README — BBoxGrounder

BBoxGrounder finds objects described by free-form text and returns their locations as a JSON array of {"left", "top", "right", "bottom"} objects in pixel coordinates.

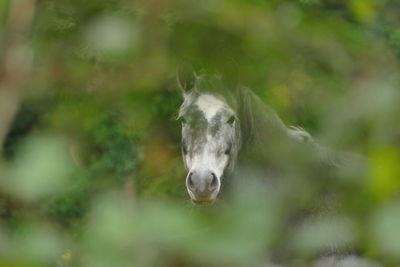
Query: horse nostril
[
  {"left": 187, "top": 172, "right": 195, "bottom": 191},
  {"left": 209, "top": 173, "right": 218, "bottom": 191}
]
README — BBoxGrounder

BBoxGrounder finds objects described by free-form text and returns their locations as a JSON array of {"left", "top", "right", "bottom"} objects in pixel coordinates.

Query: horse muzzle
[{"left": 186, "top": 169, "right": 220, "bottom": 204}]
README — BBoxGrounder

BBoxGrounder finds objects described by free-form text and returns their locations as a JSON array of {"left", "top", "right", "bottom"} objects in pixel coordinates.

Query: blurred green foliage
[{"left": 1, "top": 0, "right": 400, "bottom": 266}]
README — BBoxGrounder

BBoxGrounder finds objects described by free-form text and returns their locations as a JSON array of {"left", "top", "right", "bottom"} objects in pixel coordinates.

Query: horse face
[{"left": 179, "top": 93, "right": 238, "bottom": 204}]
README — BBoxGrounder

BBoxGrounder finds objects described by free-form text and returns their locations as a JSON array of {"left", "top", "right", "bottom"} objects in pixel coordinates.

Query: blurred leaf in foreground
[
  {"left": 2, "top": 135, "right": 74, "bottom": 201},
  {"left": 292, "top": 215, "right": 356, "bottom": 257},
  {"left": 370, "top": 201, "right": 400, "bottom": 260}
]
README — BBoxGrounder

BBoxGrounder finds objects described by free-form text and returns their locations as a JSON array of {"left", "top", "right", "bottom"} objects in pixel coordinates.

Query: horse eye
[
  {"left": 227, "top": 116, "right": 235, "bottom": 125},
  {"left": 180, "top": 117, "right": 186, "bottom": 124},
  {"left": 224, "top": 142, "right": 232, "bottom": 155},
  {"left": 182, "top": 140, "right": 188, "bottom": 154}
]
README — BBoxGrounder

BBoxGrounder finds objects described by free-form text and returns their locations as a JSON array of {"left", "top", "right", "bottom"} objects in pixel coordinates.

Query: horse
[{"left": 176, "top": 71, "right": 332, "bottom": 204}]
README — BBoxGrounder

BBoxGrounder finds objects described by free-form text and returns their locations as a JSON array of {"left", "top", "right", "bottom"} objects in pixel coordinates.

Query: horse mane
[
  {"left": 234, "top": 87, "right": 354, "bottom": 166},
  {"left": 235, "top": 87, "right": 289, "bottom": 147}
]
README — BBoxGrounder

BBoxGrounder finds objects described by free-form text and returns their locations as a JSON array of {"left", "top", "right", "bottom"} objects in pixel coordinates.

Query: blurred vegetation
[{"left": 0, "top": 0, "right": 400, "bottom": 266}]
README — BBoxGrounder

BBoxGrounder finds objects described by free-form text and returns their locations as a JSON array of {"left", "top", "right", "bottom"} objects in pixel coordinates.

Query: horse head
[{"left": 177, "top": 70, "right": 241, "bottom": 204}]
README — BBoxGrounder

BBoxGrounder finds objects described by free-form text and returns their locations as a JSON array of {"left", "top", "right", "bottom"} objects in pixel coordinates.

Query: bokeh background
[{"left": 1, "top": 0, "right": 400, "bottom": 266}]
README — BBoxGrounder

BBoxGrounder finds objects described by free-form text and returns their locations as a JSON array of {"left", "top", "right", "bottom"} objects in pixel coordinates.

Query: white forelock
[{"left": 195, "top": 94, "right": 227, "bottom": 122}]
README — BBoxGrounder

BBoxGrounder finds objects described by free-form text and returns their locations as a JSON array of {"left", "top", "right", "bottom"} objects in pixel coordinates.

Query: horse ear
[{"left": 177, "top": 63, "right": 197, "bottom": 96}]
